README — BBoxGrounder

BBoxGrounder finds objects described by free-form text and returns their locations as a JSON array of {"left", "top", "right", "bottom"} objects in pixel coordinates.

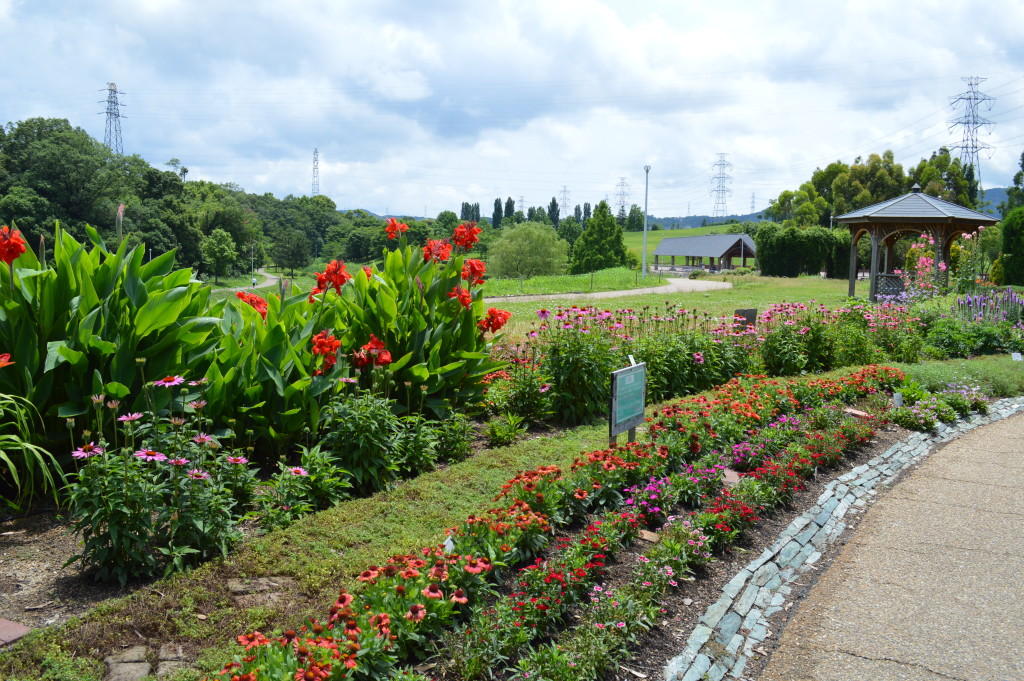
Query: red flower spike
[
  {"left": 0, "top": 226, "right": 26, "bottom": 267},
  {"left": 422, "top": 239, "right": 452, "bottom": 262},
  {"left": 385, "top": 217, "right": 409, "bottom": 240},
  {"left": 453, "top": 222, "right": 481, "bottom": 250}
]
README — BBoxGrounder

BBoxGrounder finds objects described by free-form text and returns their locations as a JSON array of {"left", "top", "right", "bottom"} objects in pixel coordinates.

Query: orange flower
[
  {"left": 0, "top": 353, "right": 13, "bottom": 369},
  {"left": 477, "top": 307, "right": 511, "bottom": 333},
  {"left": 0, "top": 226, "right": 26, "bottom": 267},
  {"left": 448, "top": 285, "right": 472, "bottom": 309},
  {"left": 461, "top": 258, "right": 486, "bottom": 286},
  {"left": 423, "top": 239, "right": 452, "bottom": 262},
  {"left": 385, "top": 217, "right": 409, "bottom": 240},
  {"left": 453, "top": 222, "right": 481, "bottom": 249}
]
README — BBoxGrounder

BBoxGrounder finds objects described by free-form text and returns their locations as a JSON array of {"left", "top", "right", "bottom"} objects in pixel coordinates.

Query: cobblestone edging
[{"left": 662, "top": 397, "right": 1024, "bottom": 681}]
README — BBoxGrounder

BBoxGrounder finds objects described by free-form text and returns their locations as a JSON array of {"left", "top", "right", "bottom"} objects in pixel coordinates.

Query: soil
[{"left": 0, "top": 421, "right": 913, "bottom": 680}]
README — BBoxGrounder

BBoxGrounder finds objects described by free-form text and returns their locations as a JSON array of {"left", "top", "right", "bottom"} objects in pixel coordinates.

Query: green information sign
[{"left": 610, "top": 362, "right": 646, "bottom": 439}]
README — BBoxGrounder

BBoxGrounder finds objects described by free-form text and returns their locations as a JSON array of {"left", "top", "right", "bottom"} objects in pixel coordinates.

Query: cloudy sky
[{"left": 3, "top": 0, "right": 1023, "bottom": 218}]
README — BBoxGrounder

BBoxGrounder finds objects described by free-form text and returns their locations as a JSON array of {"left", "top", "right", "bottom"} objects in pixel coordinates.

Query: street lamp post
[{"left": 642, "top": 165, "right": 651, "bottom": 279}]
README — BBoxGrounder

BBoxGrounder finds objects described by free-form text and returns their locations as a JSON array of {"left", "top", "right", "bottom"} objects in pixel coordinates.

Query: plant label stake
[{"left": 610, "top": 362, "right": 646, "bottom": 446}]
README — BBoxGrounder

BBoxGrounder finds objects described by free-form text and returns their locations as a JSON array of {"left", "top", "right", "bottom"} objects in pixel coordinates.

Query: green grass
[
  {"left": 623, "top": 225, "right": 740, "bottom": 264},
  {"left": 484, "top": 267, "right": 666, "bottom": 297}
]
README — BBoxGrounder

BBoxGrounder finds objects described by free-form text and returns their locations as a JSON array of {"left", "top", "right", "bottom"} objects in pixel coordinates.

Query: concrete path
[
  {"left": 760, "top": 412, "right": 1024, "bottom": 681},
  {"left": 485, "top": 274, "right": 731, "bottom": 304}
]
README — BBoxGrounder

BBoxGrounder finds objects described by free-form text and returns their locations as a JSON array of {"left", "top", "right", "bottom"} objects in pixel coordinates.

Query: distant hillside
[
  {"left": 979, "top": 187, "right": 1008, "bottom": 216},
  {"left": 654, "top": 211, "right": 764, "bottom": 229}
]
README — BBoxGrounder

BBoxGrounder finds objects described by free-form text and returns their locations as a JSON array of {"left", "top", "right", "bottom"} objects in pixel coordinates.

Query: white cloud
[{"left": 1, "top": 0, "right": 1021, "bottom": 217}]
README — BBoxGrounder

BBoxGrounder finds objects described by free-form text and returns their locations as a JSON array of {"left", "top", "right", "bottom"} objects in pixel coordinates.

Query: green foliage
[
  {"left": 487, "top": 222, "right": 568, "bottom": 279},
  {"left": 0, "top": 392, "right": 63, "bottom": 512},
  {"left": 543, "top": 328, "right": 624, "bottom": 426},
  {"left": 1001, "top": 150, "right": 1024, "bottom": 217},
  {"left": 569, "top": 201, "right": 626, "bottom": 275},
  {"left": 0, "top": 227, "right": 220, "bottom": 431},
  {"left": 317, "top": 390, "right": 407, "bottom": 494},
  {"left": 761, "top": 321, "right": 831, "bottom": 375},
  {"left": 484, "top": 413, "right": 527, "bottom": 447},
  {"left": 1001, "top": 207, "right": 1024, "bottom": 286},
  {"left": 199, "top": 228, "right": 237, "bottom": 283}
]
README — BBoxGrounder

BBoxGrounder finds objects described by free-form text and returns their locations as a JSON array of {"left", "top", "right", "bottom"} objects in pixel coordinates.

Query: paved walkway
[
  {"left": 760, "top": 411, "right": 1024, "bottom": 681},
  {"left": 485, "top": 274, "right": 730, "bottom": 304}
]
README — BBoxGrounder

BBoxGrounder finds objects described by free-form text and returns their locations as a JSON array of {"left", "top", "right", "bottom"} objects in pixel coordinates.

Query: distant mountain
[
  {"left": 653, "top": 211, "right": 764, "bottom": 229},
  {"left": 979, "top": 187, "right": 1008, "bottom": 216}
]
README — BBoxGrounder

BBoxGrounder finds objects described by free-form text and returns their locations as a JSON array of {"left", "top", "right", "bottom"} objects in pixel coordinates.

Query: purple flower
[
  {"left": 72, "top": 442, "right": 104, "bottom": 459},
  {"left": 693, "top": 352, "right": 705, "bottom": 365},
  {"left": 134, "top": 449, "right": 167, "bottom": 462},
  {"left": 118, "top": 412, "right": 144, "bottom": 422}
]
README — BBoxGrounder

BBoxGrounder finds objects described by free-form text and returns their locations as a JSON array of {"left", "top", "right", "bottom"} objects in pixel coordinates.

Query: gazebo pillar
[
  {"left": 868, "top": 231, "right": 881, "bottom": 301},
  {"left": 848, "top": 235, "right": 858, "bottom": 298},
  {"left": 884, "top": 239, "right": 895, "bottom": 274}
]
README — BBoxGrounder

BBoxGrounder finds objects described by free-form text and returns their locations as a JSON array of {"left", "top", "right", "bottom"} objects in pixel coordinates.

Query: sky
[{"left": 3, "top": 0, "right": 1023, "bottom": 219}]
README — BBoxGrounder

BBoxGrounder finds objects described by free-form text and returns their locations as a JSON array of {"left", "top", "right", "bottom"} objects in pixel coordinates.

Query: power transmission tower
[
  {"left": 559, "top": 185, "right": 570, "bottom": 218},
  {"left": 101, "top": 82, "right": 124, "bottom": 155},
  {"left": 710, "top": 153, "right": 733, "bottom": 222},
  {"left": 519, "top": 196, "right": 525, "bottom": 214},
  {"left": 948, "top": 76, "right": 995, "bottom": 185},
  {"left": 751, "top": 193, "right": 756, "bottom": 213},
  {"left": 615, "top": 177, "right": 630, "bottom": 217},
  {"left": 311, "top": 148, "right": 320, "bottom": 196}
]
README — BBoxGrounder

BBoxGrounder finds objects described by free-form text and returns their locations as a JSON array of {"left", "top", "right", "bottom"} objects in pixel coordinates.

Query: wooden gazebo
[
  {"left": 835, "top": 185, "right": 999, "bottom": 301},
  {"left": 651, "top": 234, "right": 755, "bottom": 271}
]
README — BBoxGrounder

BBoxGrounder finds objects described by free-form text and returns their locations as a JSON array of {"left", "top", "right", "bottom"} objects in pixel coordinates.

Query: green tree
[
  {"left": 1001, "top": 207, "right": 1024, "bottom": 285},
  {"left": 435, "top": 210, "right": 459, "bottom": 234},
  {"left": 491, "top": 197, "right": 503, "bottom": 230},
  {"left": 625, "top": 204, "right": 644, "bottom": 232},
  {"left": 1001, "top": 151, "right": 1024, "bottom": 217},
  {"left": 274, "top": 228, "right": 313, "bottom": 276},
  {"left": 569, "top": 201, "right": 626, "bottom": 274},
  {"left": 547, "top": 196, "right": 560, "bottom": 229},
  {"left": 556, "top": 216, "right": 583, "bottom": 254},
  {"left": 583, "top": 202, "right": 592, "bottom": 221},
  {"left": 488, "top": 222, "right": 568, "bottom": 279},
  {"left": 200, "top": 228, "right": 237, "bottom": 283},
  {"left": 504, "top": 196, "right": 515, "bottom": 220}
]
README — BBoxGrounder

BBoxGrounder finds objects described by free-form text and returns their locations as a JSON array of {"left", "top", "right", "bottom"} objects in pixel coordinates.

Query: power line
[
  {"left": 101, "top": 82, "right": 124, "bottom": 155},
  {"left": 311, "top": 147, "right": 320, "bottom": 196},
  {"left": 710, "top": 153, "right": 732, "bottom": 221},
  {"left": 949, "top": 76, "right": 995, "bottom": 185}
]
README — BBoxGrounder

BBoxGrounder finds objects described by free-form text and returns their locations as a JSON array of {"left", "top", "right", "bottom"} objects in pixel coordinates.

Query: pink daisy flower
[
  {"left": 187, "top": 468, "right": 210, "bottom": 480},
  {"left": 118, "top": 412, "right": 144, "bottom": 422},
  {"left": 288, "top": 467, "right": 308, "bottom": 476},
  {"left": 226, "top": 456, "right": 249, "bottom": 465},
  {"left": 134, "top": 449, "right": 167, "bottom": 462},
  {"left": 72, "top": 442, "right": 104, "bottom": 459},
  {"left": 152, "top": 375, "right": 185, "bottom": 388}
]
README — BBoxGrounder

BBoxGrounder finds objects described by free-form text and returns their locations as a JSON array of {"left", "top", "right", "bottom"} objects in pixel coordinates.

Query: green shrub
[{"left": 542, "top": 328, "right": 624, "bottom": 426}]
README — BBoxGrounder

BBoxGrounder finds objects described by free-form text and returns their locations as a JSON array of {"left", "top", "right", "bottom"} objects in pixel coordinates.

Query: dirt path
[{"left": 485, "top": 274, "right": 731, "bottom": 304}]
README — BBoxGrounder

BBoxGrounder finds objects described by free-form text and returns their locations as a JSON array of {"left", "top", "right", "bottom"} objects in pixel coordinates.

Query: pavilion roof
[
  {"left": 652, "top": 233, "right": 756, "bottom": 258},
  {"left": 835, "top": 187, "right": 998, "bottom": 225}
]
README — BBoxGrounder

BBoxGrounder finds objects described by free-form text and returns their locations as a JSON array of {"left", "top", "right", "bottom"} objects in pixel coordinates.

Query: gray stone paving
[{"left": 662, "top": 397, "right": 1024, "bottom": 681}]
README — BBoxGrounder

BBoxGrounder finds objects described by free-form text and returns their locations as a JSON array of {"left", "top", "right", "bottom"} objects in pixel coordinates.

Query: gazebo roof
[
  {"left": 835, "top": 186, "right": 998, "bottom": 225},
  {"left": 653, "top": 233, "right": 755, "bottom": 258}
]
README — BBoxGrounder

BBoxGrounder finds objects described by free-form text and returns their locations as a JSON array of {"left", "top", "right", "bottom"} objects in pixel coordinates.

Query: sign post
[{"left": 610, "top": 361, "right": 647, "bottom": 445}]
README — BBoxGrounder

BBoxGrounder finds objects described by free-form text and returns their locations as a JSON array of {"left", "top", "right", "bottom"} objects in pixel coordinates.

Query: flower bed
[{"left": 210, "top": 366, "right": 922, "bottom": 680}]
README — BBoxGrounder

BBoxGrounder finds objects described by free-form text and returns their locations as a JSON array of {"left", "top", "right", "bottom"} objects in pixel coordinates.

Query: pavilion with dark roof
[
  {"left": 835, "top": 185, "right": 999, "bottom": 301},
  {"left": 651, "top": 233, "right": 755, "bottom": 271}
]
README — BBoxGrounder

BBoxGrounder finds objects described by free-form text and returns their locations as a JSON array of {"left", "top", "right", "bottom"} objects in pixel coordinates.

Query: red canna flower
[
  {"left": 0, "top": 353, "right": 13, "bottom": 369},
  {"left": 236, "top": 291, "right": 268, "bottom": 319},
  {"left": 477, "top": 307, "right": 512, "bottom": 334},
  {"left": 448, "top": 285, "right": 472, "bottom": 309},
  {"left": 422, "top": 239, "right": 452, "bottom": 262},
  {"left": 311, "top": 330, "right": 341, "bottom": 372},
  {"left": 309, "top": 260, "right": 352, "bottom": 302},
  {"left": 461, "top": 258, "right": 486, "bottom": 286},
  {"left": 385, "top": 217, "right": 409, "bottom": 240},
  {"left": 353, "top": 334, "right": 392, "bottom": 367},
  {"left": 0, "top": 226, "right": 26, "bottom": 267},
  {"left": 362, "top": 265, "right": 373, "bottom": 279},
  {"left": 452, "top": 222, "right": 481, "bottom": 250}
]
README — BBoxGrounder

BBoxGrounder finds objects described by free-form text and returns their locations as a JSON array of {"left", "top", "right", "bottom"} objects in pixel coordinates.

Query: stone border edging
[{"left": 662, "top": 397, "right": 1024, "bottom": 681}]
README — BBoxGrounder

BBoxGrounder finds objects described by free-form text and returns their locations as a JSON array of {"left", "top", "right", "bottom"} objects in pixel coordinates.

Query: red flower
[
  {"left": 422, "top": 583, "right": 444, "bottom": 599},
  {"left": 385, "top": 217, "right": 409, "bottom": 240},
  {"left": 478, "top": 307, "right": 512, "bottom": 333},
  {"left": 0, "top": 226, "right": 26, "bottom": 267},
  {"left": 309, "top": 260, "right": 352, "bottom": 302},
  {"left": 363, "top": 265, "right": 373, "bottom": 279},
  {"left": 423, "top": 239, "right": 452, "bottom": 262},
  {"left": 450, "top": 588, "right": 468, "bottom": 604},
  {"left": 453, "top": 222, "right": 481, "bottom": 250},
  {"left": 235, "top": 291, "right": 268, "bottom": 319},
  {"left": 405, "top": 603, "right": 426, "bottom": 622},
  {"left": 448, "top": 285, "right": 472, "bottom": 309},
  {"left": 0, "top": 353, "right": 13, "bottom": 369},
  {"left": 312, "top": 330, "right": 341, "bottom": 371},
  {"left": 462, "top": 258, "right": 486, "bottom": 286},
  {"left": 353, "top": 334, "right": 392, "bottom": 368}
]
